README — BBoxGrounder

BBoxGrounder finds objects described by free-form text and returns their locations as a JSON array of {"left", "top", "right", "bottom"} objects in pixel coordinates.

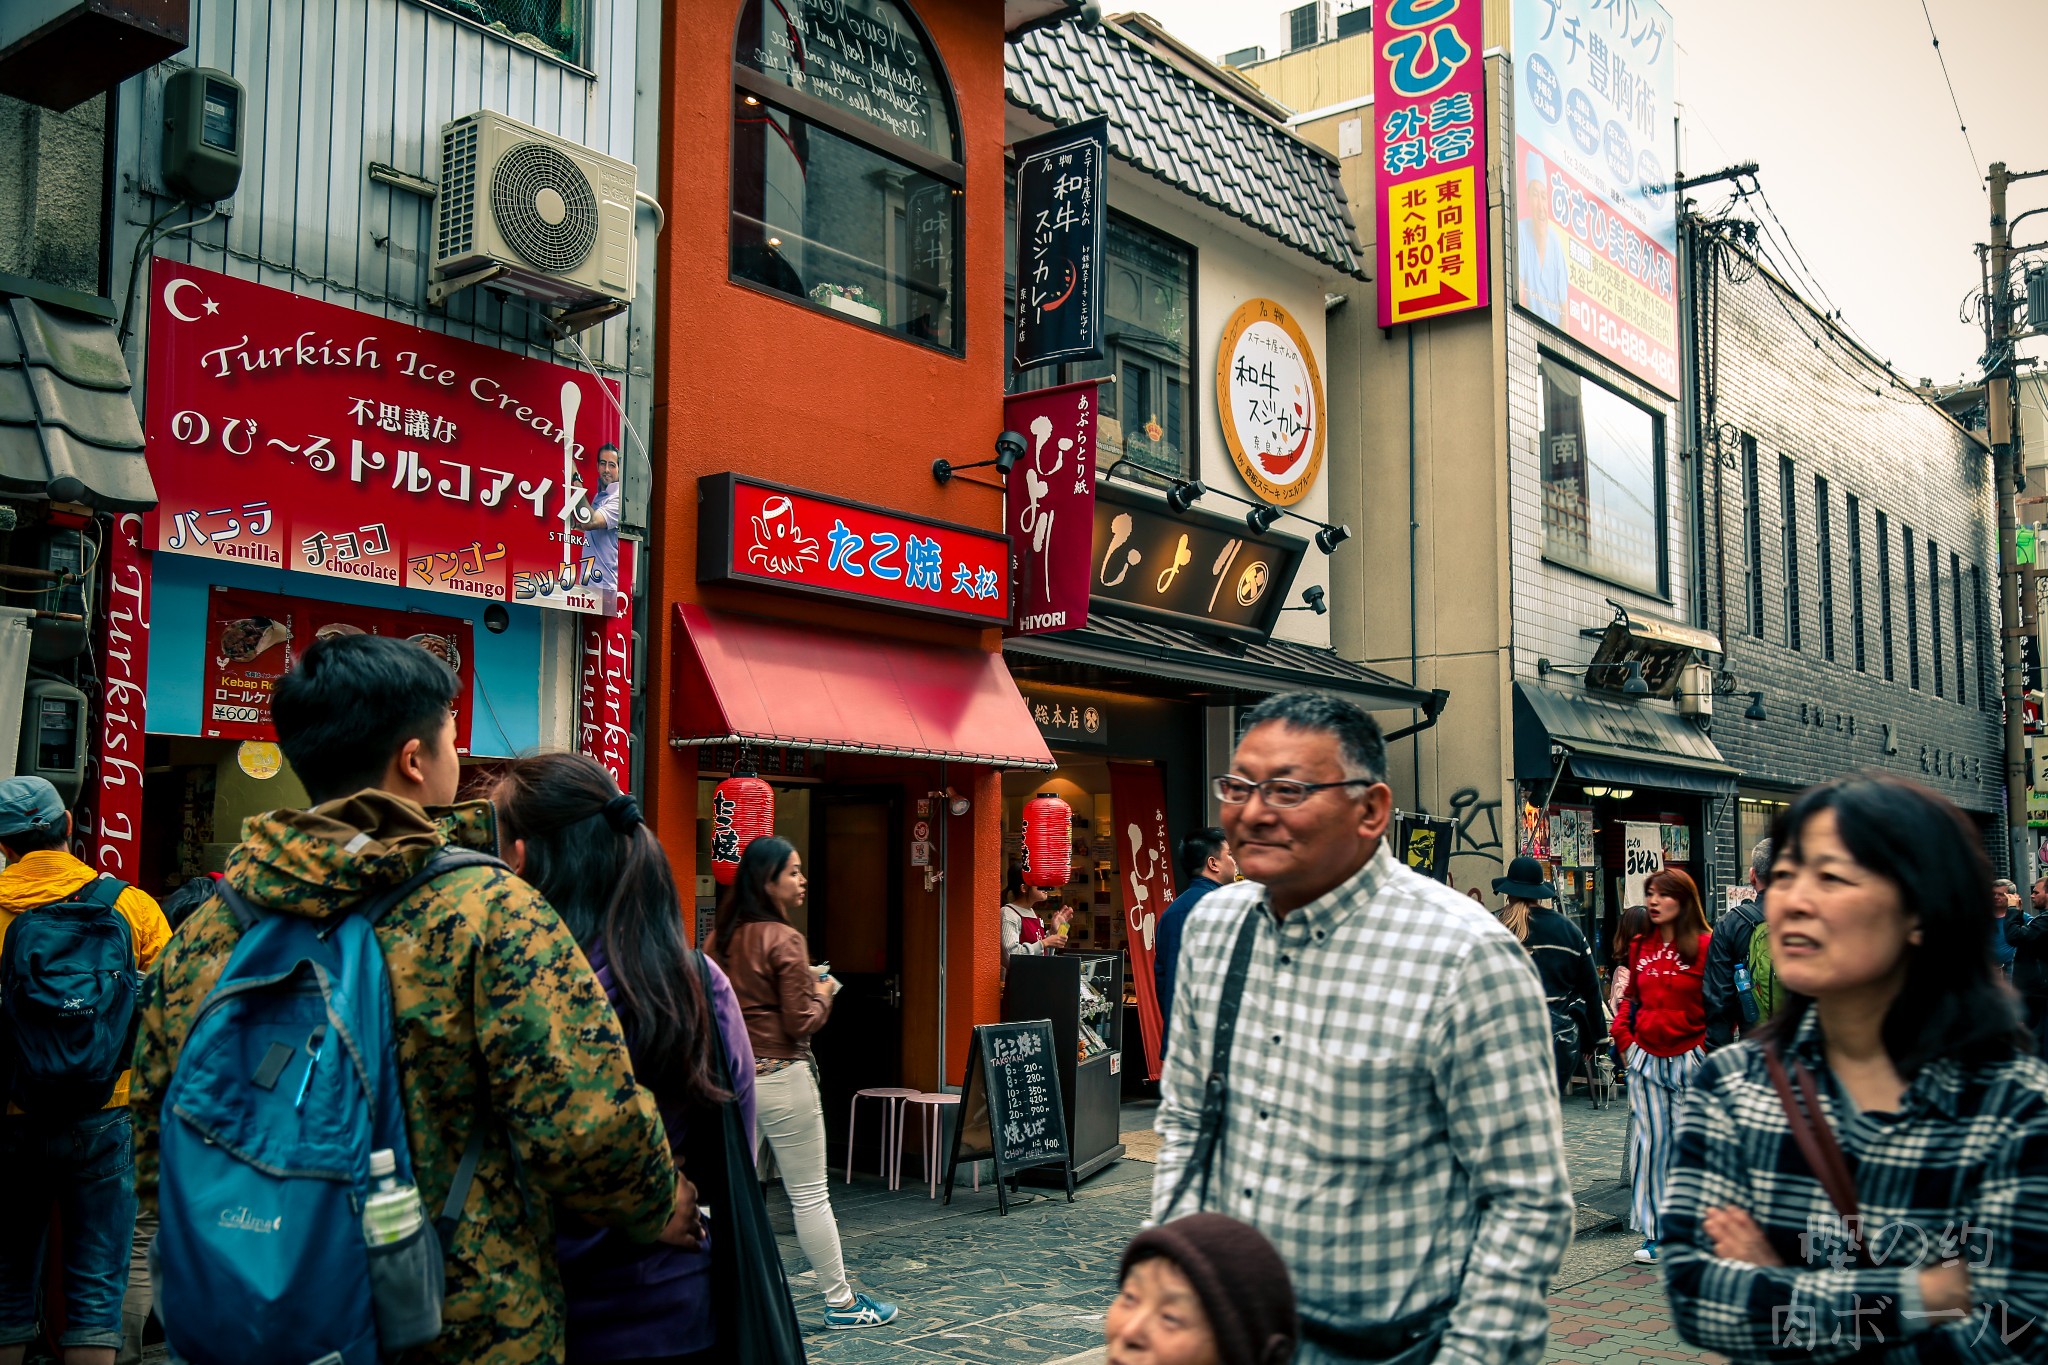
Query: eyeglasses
[{"left": 1211, "top": 775, "right": 1370, "bottom": 809}]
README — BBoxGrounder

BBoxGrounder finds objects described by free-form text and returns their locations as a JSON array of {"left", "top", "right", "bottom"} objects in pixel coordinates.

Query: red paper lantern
[
  {"left": 711, "top": 773, "right": 776, "bottom": 886},
  {"left": 1022, "top": 793, "right": 1073, "bottom": 888}
]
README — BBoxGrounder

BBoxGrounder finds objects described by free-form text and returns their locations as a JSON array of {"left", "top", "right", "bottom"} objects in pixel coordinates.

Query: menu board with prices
[{"left": 944, "top": 1020, "right": 1073, "bottom": 1214}]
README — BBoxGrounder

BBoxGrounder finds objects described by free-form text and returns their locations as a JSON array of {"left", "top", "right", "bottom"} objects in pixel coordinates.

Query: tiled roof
[
  {"left": 1006, "top": 18, "right": 1367, "bottom": 279},
  {"left": 0, "top": 296, "right": 154, "bottom": 511}
]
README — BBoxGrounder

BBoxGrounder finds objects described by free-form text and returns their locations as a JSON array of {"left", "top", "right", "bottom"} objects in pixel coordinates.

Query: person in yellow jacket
[{"left": 0, "top": 776, "right": 167, "bottom": 1365}]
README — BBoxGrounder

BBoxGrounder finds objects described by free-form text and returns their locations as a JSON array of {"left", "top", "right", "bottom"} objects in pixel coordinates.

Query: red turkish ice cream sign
[
  {"left": 579, "top": 539, "right": 635, "bottom": 792},
  {"left": 143, "top": 259, "right": 621, "bottom": 614},
  {"left": 697, "top": 474, "right": 1012, "bottom": 627},
  {"left": 201, "top": 587, "right": 475, "bottom": 750},
  {"left": 92, "top": 513, "right": 151, "bottom": 881},
  {"left": 1003, "top": 380, "right": 1096, "bottom": 636}
]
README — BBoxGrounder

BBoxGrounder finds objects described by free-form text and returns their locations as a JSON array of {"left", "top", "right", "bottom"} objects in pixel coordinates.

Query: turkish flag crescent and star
[{"left": 1109, "top": 761, "right": 1174, "bottom": 1081}]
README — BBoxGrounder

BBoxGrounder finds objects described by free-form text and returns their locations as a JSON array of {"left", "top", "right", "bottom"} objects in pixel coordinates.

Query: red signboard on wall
[
  {"left": 579, "top": 540, "right": 635, "bottom": 792},
  {"left": 143, "top": 259, "right": 621, "bottom": 614},
  {"left": 1109, "top": 761, "right": 1173, "bottom": 1082},
  {"left": 1003, "top": 379, "right": 1096, "bottom": 636},
  {"left": 92, "top": 513, "right": 151, "bottom": 881},
  {"left": 696, "top": 474, "right": 1011, "bottom": 626},
  {"left": 201, "top": 587, "right": 475, "bottom": 750}
]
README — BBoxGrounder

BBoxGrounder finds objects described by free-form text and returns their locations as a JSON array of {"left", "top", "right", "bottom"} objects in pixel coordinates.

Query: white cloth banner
[{"left": 1623, "top": 822, "right": 1666, "bottom": 908}]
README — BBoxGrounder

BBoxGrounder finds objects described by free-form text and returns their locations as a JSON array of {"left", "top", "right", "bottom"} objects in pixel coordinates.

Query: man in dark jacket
[
  {"left": 2010, "top": 877, "right": 2048, "bottom": 1049},
  {"left": 1700, "top": 838, "right": 1771, "bottom": 1049},
  {"left": 1152, "top": 828, "right": 1234, "bottom": 1053}
]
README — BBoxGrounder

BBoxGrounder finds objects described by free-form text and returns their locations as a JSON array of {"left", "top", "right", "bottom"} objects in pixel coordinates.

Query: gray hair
[
  {"left": 1995, "top": 878, "right": 2018, "bottom": 894},
  {"left": 1239, "top": 692, "right": 1388, "bottom": 786},
  {"left": 1749, "top": 837, "right": 1774, "bottom": 882}
]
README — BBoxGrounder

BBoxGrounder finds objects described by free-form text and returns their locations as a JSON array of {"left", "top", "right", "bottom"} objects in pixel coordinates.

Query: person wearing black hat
[
  {"left": 1492, "top": 856, "right": 1606, "bottom": 1094},
  {"left": 1110, "top": 1214, "right": 1297, "bottom": 1365}
]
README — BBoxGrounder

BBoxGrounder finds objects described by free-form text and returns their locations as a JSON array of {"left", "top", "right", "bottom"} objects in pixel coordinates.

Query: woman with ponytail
[
  {"left": 710, "top": 835, "right": 901, "bottom": 1332},
  {"left": 493, "top": 753, "right": 752, "bottom": 1365}
]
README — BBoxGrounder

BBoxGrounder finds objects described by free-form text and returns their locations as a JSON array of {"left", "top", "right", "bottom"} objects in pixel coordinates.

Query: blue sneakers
[
  {"left": 1633, "top": 1239, "right": 1658, "bottom": 1264},
  {"left": 824, "top": 1290, "right": 899, "bottom": 1330}
]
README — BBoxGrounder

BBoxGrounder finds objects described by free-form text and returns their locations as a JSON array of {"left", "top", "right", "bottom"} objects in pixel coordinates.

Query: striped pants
[{"left": 1627, "top": 1046, "right": 1704, "bottom": 1239}]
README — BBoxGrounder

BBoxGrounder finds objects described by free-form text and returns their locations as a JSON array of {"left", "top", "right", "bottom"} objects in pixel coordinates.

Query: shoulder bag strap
[
  {"left": 1762, "top": 1041, "right": 1868, "bottom": 1263},
  {"left": 1160, "top": 905, "right": 1263, "bottom": 1218}
]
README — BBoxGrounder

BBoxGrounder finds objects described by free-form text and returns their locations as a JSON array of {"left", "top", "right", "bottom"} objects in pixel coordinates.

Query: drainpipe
[{"left": 1408, "top": 327, "right": 1422, "bottom": 804}]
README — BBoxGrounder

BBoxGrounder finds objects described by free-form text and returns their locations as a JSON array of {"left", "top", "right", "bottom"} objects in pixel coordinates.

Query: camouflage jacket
[{"left": 130, "top": 790, "right": 677, "bottom": 1365}]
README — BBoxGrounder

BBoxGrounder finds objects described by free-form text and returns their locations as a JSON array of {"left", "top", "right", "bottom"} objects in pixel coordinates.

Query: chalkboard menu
[
  {"left": 735, "top": 0, "right": 954, "bottom": 157},
  {"left": 944, "top": 1021, "right": 1074, "bottom": 1213}
]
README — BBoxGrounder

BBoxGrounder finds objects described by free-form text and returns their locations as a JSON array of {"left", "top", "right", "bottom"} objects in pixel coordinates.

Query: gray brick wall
[{"left": 1691, "top": 242, "right": 2004, "bottom": 886}]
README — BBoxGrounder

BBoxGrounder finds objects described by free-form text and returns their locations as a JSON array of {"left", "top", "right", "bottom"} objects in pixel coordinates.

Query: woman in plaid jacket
[{"left": 1663, "top": 776, "right": 2048, "bottom": 1363}]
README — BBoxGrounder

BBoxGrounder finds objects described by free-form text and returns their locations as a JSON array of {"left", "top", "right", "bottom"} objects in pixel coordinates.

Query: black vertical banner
[{"left": 1012, "top": 117, "right": 1108, "bottom": 371}]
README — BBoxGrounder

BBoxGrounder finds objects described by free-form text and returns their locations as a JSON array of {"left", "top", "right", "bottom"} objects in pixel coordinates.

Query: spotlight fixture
[
  {"left": 1245, "top": 502, "right": 1280, "bottom": 535},
  {"left": 1280, "top": 584, "right": 1328, "bottom": 615},
  {"left": 1744, "top": 691, "right": 1767, "bottom": 721},
  {"left": 1166, "top": 478, "right": 1206, "bottom": 514},
  {"left": 1315, "top": 522, "right": 1352, "bottom": 554},
  {"left": 932, "top": 429, "right": 1028, "bottom": 484}
]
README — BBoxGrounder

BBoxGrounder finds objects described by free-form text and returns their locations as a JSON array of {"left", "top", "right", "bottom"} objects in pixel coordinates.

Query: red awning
[{"left": 670, "top": 604, "right": 1055, "bottom": 769}]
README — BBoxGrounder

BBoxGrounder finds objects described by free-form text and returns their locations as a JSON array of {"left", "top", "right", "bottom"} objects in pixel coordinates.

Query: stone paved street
[{"left": 767, "top": 1094, "right": 1723, "bottom": 1363}]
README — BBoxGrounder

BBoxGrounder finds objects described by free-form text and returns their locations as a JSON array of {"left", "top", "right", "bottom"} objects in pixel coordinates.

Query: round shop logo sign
[{"left": 1215, "top": 299, "right": 1326, "bottom": 507}]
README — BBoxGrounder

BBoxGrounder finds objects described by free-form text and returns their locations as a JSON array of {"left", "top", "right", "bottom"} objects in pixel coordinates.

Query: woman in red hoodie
[{"left": 1608, "top": 866, "right": 1710, "bottom": 1266}]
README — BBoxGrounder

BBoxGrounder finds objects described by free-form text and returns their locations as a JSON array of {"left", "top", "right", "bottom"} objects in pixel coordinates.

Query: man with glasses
[{"left": 1151, "top": 692, "right": 1571, "bottom": 1364}]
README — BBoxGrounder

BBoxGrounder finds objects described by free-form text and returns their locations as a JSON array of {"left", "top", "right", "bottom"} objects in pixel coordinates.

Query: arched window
[{"left": 731, "top": 0, "right": 964, "bottom": 352}]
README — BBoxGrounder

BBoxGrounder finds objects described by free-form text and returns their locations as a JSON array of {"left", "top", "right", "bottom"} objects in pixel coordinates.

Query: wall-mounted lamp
[
  {"left": 932, "top": 429, "right": 1027, "bottom": 485},
  {"left": 1535, "top": 657, "right": 1650, "bottom": 695},
  {"left": 1744, "top": 691, "right": 1768, "bottom": 721},
  {"left": 1282, "top": 584, "right": 1327, "bottom": 615},
  {"left": 1315, "top": 523, "right": 1351, "bottom": 554},
  {"left": 1245, "top": 502, "right": 1280, "bottom": 535},
  {"left": 929, "top": 786, "right": 971, "bottom": 817},
  {"left": 1167, "top": 478, "right": 1206, "bottom": 514},
  {"left": 1583, "top": 785, "right": 1610, "bottom": 798}
]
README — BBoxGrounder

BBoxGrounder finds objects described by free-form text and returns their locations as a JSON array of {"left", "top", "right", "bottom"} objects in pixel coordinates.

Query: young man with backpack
[
  {"left": 0, "top": 775, "right": 169, "bottom": 1365},
  {"left": 130, "top": 635, "right": 691, "bottom": 1365}
]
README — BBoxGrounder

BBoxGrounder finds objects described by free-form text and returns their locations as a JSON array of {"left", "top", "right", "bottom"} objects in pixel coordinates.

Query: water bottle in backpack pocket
[
  {"left": 152, "top": 853, "right": 500, "bottom": 1365},
  {"left": 0, "top": 876, "right": 140, "bottom": 1115}
]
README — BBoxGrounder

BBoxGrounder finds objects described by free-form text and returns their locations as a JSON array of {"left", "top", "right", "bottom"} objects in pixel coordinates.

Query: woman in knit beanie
[{"left": 1108, "top": 1213, "right": 1298, "bottom": 1365}]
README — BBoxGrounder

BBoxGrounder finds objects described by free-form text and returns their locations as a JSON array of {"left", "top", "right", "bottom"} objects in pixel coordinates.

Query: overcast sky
[{"left": 1118, "top": 0, "right": 2048, "bottom": 385}]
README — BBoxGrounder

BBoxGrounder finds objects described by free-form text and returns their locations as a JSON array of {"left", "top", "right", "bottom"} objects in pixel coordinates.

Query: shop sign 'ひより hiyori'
[{"left": 143, "top": 259, "right": 623, "bottom": 614}]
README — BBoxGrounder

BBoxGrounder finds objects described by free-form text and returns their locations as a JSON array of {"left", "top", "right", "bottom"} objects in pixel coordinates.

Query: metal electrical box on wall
[{"left": 19, "top": 679, "right": 86, "bottom": 807}]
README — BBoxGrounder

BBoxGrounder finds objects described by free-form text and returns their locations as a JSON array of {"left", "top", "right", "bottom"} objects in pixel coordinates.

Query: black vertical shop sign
[
  {"left": 1012, "top": 118, "right": 1108, "bottom": 370},
  {"left": 944, "top": 1021, "right": 1074, "bottom": 1214}
]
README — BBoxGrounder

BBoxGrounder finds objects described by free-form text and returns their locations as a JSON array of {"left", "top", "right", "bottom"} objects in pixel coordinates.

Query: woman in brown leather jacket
[{"left": 707, "top": 837, "right": 900, "bottom": 1331}]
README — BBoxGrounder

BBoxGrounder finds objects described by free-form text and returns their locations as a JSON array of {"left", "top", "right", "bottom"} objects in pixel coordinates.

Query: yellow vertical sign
[{"left": 1384, "top": 167, "right": 1483, "bottom": 324}]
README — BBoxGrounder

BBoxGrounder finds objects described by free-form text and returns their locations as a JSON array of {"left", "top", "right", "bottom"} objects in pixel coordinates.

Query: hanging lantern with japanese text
[
  {"left": 1022, "top": 792, "right": 1073, "bottom": 888},
  {"left": 711, "top": 773, "right": 775, "bottom": 886}
]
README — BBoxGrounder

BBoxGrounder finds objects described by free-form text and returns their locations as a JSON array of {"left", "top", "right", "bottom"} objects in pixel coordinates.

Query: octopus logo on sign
[{"left": 1215, "top": 299, "right": 1326, "bottom": 507}]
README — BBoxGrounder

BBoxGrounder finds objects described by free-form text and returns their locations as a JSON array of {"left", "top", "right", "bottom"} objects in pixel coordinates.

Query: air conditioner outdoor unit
[{"left": 432, "top": 110, "right": 636, "bottom": 309}]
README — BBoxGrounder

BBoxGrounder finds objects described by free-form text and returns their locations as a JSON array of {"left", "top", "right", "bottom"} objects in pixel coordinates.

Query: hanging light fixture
[
  {"left": 1021, "top": 792, "right": 1074, "bottom": 887},
  {"left": 710, "top": 768, "right": 776, "bottom": 885}
]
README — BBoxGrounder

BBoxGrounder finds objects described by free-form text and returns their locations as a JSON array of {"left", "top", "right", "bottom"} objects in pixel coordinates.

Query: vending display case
[{"left": 1002, "top": 952, "right": 1127, "bottom": 1180}]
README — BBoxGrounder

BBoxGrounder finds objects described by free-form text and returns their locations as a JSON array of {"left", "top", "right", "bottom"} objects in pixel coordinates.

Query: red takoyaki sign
[
  {"left": 696, "top": 474, "right": 1012, "bottom": 626},
  {"left": 202, "top": 587, "right": 476, "bottom": 750},
  {"left": 144, "top": 259, "right": 622, "bottom": 615}
]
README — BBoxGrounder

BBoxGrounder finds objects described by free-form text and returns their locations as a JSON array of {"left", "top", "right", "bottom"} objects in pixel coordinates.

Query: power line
[{"left": 1919, "top": 0, "right": 1982, "bottom": 183}]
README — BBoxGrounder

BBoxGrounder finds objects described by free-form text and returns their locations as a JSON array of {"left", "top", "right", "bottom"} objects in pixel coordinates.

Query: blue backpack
[
  {"left": 0, "top": 875, "right": 141, "bottom": 1115},
  {"left": 154, "top": 849, "right": 503, "bottom": 1365}
]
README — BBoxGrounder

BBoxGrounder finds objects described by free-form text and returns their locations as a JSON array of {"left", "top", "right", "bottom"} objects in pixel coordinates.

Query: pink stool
[
  {"left": 846, "top": 1087, "right": 919, "bottom": 1187},
  {"left": 902, "top": 1092, "right": 976, "bottom": 1198}
]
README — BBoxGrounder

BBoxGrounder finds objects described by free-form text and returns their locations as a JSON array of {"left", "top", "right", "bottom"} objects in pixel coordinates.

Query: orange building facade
[{"left": 651, "top": 0, "right": 1069, "bottom": 1112}]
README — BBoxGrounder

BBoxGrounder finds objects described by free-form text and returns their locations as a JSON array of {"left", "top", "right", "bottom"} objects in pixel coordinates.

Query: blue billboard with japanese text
[{"left": 1512, "top": 0, "right": 1678, "bottom": 394}]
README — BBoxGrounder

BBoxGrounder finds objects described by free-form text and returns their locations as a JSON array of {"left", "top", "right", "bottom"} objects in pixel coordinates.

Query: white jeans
[{"left": 753, "top": 1063, "right": 851, "bottom": 1304}]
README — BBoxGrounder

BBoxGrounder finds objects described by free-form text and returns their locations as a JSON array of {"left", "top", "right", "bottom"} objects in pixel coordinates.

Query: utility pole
[{"left": 1987, "top": 162, "right": 2047, "bottom": 883}]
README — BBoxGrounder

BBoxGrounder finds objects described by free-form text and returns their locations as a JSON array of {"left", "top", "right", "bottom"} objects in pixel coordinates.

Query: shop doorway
[{"left": 807, "top": 787, "right": 903, "bottom": 1162}]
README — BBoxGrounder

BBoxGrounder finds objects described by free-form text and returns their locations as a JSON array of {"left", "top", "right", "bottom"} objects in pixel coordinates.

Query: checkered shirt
[
  {"left": 1151, "top": 842, "right": 1573, "bottom": 1365},
  {"left": 1663, "top": 1008, "right": 2048, "bottom": 1362}
]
